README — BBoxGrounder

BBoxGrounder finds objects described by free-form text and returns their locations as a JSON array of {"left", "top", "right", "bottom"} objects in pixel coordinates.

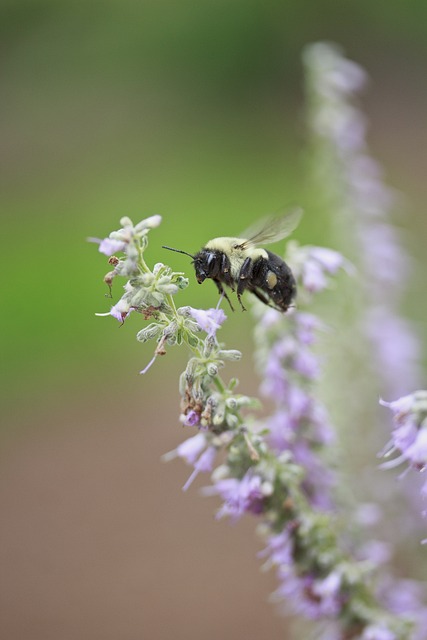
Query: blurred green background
[{"left": 1, "top": 2, "right": 427, "bottom": 639}]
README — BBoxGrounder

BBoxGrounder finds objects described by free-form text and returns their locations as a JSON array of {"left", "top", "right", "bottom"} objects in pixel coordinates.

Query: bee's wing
[{"left": 238, "top": 207, "right": 303, "bottom": 249}]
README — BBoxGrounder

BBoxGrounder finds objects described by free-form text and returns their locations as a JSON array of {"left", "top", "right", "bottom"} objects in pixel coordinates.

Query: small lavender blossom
[
  {"left": 362, "top": 626, "right": 398, "bottom": 640},
  {"left": 181, "top": 409, "right": 201, "bottom": 427},
  {"left": 379, "top": 578, "right": 427, "bottom": 640},
  {"left": 253, "top": 242, "right": 346, "bottom": 509},
  {"left": 182, "top": 446, "right": 217, "bottom": 492},
  {"left": 380, "top": 390, "right": 427, "bottom": 547},
  {"left": 188, "top": 307, "right": 227, "bottom": 338},
  {"left": 134, "top": 215, "right": 162, "bottom": 232},
  {"left": 109, "top": 300, "right": 133, "bottom": 322},
  {"left": 304, "top": 41, "right": 421, "bottom": 397},
  {"left": 380, "top": 391, "right": 427, "bottom": 472},
  {"left": 287, "top": 242, "right": 351, "bottom": 295},
  {"left": 275, "top": 570, "right": 344, "bottom": 619},
  {"left": 98, "top": 237, "right": 127, "bottom": 256},
  {"left": 205, "top": 469, "right": 271, "bottom": 520},
  {"left": 165, "top": 432, "right": 208, "bottom": 465}
]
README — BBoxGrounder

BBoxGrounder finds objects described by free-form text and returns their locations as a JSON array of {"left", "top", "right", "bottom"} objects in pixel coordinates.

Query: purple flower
[
  {"left": 265, "top": 410, "right": 296, "bottom": 452},
  {"left": 305, "top": 42, "right": 421, "bottom": 404},
  {"left": 259, "top": 529, "right": 294, "bottom": 567},
  {"left": 95, "top": 300, "right": 133, "bottom": 323},
  {"left": 273, "top": 570, "right": 343, "bottom": 620},
  {"left": 381, "top": 577, "right": 426, "bottom": 615},
  {"left": 293, "top": 346, "right": 319, "bottom": 379},
  {"left": 181, "top": 409, "right": 200, "bottom": 427},
  {"left": 262, "top": 527, "right": 344, "bottom": 620},
  {"left": 182, "top": 446, "right": 217, "bottom": 491},
  {"left": 361, "top": 625, "right": 396, "bottom": 640},
  {"left": 304, "top": 43, "right": 366, "bottom": 95},
  {"left": 206, "top": 470, "right": 269, "bottom": 521},
  {"left": 357, "top": 540, "right": 391, "bottom": 566},
  {"left": 166, "top": 436, "right": 217, "bottom": 492},
  {"left": 380, "top": 577, "right": 427, "bottom": 640},
  {"left": 260, "top": 349, "right": 289, "bottom": 398},
  {"left": 292, "top": 441, "right": 334, "bottom": 509},
  {"left": 109, "top": 302, "right": 132, "bottom": 322},
  {"left": 298, "top": 247, "right": 348, "bottom": 294},
  {"left": 174, "top": 433, "right": 207, "bottom": 465},
  {"left": 380, "top": 392, "right": 427, "bottom": 473},
  {"left": 405, "top": 429, "right": 427, "bottom": 470},
  {"left": 308, "top": 403, "right": 335, "bottom": 444},
  {"left": 391, "top": 416, "right": 418, "bottom": 453},
  {"left": 311, "top": 571, "right": 343, "bottom": 613},
  {"left": 380, "top": 394, "right": 417, "bottom": 418},
  {"left": 99, "top": 237, "right": 127, "bottom": 256},
  {"left": 358, "top": 222, "right": 410, "bottom": 290},
  {"left": 287, "top": 385, "right": 312, "bottom": 420},
  {"left": 294, "top": 312, "right": 323, "bottom": 345},
  {"left": 255, "top": 291, "right": 335, "bottom": 509},
  {"left": 309, "top": 247, "right": 346, "bottom": 274},
  {"left": 189, "top": 307, "right": 227, "bottom": 338},
  {"left": 301, "top": 258, "right": 328, "bottom": 293},
  {"left": 366, "top": 311, "right": 421, "bottom": 397}
]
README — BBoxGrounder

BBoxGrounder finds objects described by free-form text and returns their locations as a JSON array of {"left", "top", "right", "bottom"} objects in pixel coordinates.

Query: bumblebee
[{"left": 163, "top": 209, "right": 302, "bottom": 313}]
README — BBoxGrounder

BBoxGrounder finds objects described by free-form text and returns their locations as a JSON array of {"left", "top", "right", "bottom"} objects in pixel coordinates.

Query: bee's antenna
[{"left": 162, "top": 245, "right": 195, "bottom": 259}]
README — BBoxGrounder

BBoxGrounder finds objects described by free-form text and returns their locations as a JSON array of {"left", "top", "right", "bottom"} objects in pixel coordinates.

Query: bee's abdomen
[{"left": 252, "top": 251, "right": 296, "bottom": 312}]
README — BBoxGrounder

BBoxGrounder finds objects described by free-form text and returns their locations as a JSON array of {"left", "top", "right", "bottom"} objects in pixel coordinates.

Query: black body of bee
[
  {"left": 162, "top": 209, "right": 302, "bottom": 313},
  {"left": 191, "top": 246, "right": 296, "bottom": 313}
]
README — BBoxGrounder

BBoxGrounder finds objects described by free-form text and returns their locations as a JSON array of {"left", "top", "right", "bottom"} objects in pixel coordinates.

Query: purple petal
[
  {"left": 380, "top": 393, "right": 415, "bottom": 417},
  {"left": 176, "top": 433, "right": 207, "bottom": 465},
  {"left": 309, "top": 247, "right": 345, "bottom": 274},
  {"left": 189, "top": 307, "right": 227, "bottom": 337},
  {"left": 405, "top": 428, "right": 427, "bottom": 469},
  {"left": 182, "top": 410, "right": 200, "bottom": 427},
  {"left": 98, "top": 238, "right": 127, "bottom": 256}
]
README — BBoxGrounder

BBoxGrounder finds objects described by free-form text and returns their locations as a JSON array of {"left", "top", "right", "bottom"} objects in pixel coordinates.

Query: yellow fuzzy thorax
[{"left": 204, "top": 237, "right": 268, "bottom": 279}]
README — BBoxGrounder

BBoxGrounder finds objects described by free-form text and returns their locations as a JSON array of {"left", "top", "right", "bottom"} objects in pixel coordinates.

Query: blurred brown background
[{"left": 1, "top": 1, "right": 427, "bottom": 638}]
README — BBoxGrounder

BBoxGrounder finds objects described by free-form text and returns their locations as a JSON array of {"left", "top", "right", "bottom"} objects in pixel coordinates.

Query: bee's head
[
  {"left": 162, "top": 246, "right": 215, "bottom": 283},
  {"left": 193, "top": 250, "right": 217, "bottom": 283}
]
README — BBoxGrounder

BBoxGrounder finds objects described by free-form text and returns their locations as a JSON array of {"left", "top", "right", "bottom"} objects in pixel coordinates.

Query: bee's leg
[
  {"left": 236, "top": 257, "right": 253, "bottom": 311},
  {"left": 248, "top": 286, "right": 270, "bottom": 307},
  {"left": 213, "top": 279, "right": 235, "bottom": 312},
  {"left": 249, "top": 286, "right": 283, "bottom": 312},
  {"left": 221, "top": 254, "right": 235, "bottom": 291}
]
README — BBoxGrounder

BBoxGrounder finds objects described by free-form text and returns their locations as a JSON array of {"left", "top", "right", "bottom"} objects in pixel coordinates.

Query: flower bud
[
  {"left": 212, "top": 413, "right": 225, "bottom": 426},
  {"left": 140, "top": 272, "right": 155, "bottom": 286},
  {"left": 164, "top": 321, "right": 177, "bottom": 338},
  {"left": 186, "top": 332, "right": 200, "bottom": 348},
  {"left": 225, "top": 397, "right": 238, "bottom": 411},
  {"left": 103, "top": 271, "right": 116, "bottom": 287},
  {"left": 153, "top": 262, "right": 165, "bottom": 275},
  {"left": 185, "top": 358, "right": 198, "bottom": 384},
  {"left": 226, "top": 413, "right": 239, "bottom": 429},
  {"left": 134, "top": 215, "right": 162, "bottom": 232},
  {"left": 136, "top": 323, "right": 162, "bottom": 343},
  {"left": 145, "top": 291, "right": 164, "bottom": 306},
  {"left": 211, "top": 464, "right": 230, "bottom": 482},
  {"left": 261, "top": 481, "right": 274, "bottom": 497},
  {"left": 177, "top": 306, "right": 192, "bottom": 317},
  {"left": 157, "top": 283, "right": 179, "bottom": 295},
  {"left": 236, "top": 396, "right": 253, "bottom": 408},
  {"left": 110, "top": 229, "right": 131, "bottom": 242},
  {"left": 175, "top": 276, "right": 189, "bottom": 289},
  {"left": 218, "top": 349, "right": 242, "bottom": 361},
  {"left": 207, "top": 363, "right": 219, "bottom": 377}
]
